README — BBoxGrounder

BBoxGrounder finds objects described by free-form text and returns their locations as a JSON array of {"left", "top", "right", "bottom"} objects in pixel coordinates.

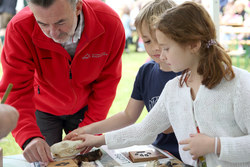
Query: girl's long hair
[{"left": 156, "top": 2, "right": 235, "bottom": 89}]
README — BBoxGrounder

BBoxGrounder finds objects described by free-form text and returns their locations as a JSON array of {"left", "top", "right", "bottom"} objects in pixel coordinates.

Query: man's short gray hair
[{"left": 27, "top": 0, "right": 79, "bottom": 8}]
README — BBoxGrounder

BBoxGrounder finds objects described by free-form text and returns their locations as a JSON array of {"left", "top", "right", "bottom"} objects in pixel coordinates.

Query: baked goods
[{"left": 50, "top": 140, "right": 84, "bottom": 158}]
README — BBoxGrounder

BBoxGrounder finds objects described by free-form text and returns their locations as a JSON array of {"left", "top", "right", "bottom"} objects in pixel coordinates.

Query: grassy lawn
[{"left": 0, "top": 46, "right": 249, "bottom": 156}]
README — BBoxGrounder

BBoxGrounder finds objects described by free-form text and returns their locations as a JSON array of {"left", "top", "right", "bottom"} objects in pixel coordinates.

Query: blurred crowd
[
  {"left": 113, "top": 0, "right": 150, "bottom": 53},
  {"left": 219, "top": 0, "right": 250, "bottom": 53},
  {"left": 110, "top": 0, "right": 250, "bottom": 53},
  {"left": 1, "top": 0, "right": 250, "bottom": 52},
  {"left": 220, "top": 0, "right": 250, "bottom": 26}
]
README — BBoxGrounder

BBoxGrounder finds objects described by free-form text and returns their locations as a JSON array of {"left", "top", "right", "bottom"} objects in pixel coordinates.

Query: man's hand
[{"left": 23, "top": 138, "right": 53, "bottom": 165}]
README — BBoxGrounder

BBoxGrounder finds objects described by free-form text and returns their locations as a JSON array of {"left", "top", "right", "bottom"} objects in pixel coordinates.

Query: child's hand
[
  {"left": 64, "top": 127, "right": 87, "bottom": 140},
  {"left": 71, "top": 134, "right": 105, "bottom": 150},
  {"left": 179, "top": 133, "right": 215, "bottom": 160}
]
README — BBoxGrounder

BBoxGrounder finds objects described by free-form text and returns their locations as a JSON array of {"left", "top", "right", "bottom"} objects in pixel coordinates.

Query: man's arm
[{"left": 0, "top": 21, "right": 44, "bottom": 148}]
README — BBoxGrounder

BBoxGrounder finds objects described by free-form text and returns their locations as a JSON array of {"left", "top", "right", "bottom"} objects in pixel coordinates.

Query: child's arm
[
  {"left": 64, "top": 98, "right": 144, "bottom": 139},
  {"left": 218, "top": 70, "right": 250, "bottom": 163},
  {"left": 104, "top": 86, "right": 171, "bottom": 149},
  {"left": 0, "top": 104, "right": 19, "bottom": 139},
  {"left": 68, "top": 84, "right": 172, "bottom": 150}
]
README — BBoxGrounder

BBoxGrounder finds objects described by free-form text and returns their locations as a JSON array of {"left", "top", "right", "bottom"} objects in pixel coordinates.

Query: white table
[
  {"left": 3, "top": 154, "right": 31, "bottom": 167},
  {"left": 3, "top": 145, "right": 179, "bottom": 167}
]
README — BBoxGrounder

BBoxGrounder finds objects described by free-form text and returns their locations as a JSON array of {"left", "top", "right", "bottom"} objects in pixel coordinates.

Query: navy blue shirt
[
  {"left": 0, "top": 0, "right": 17, "bottom": 15},
  {"left": 131, "top": 60, "right": 181, "bottom": 160}
]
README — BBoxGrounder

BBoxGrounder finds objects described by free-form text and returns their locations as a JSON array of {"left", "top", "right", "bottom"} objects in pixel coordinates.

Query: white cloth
[{"left": 105, "top": 66, "right": 250, "bottom": 167}]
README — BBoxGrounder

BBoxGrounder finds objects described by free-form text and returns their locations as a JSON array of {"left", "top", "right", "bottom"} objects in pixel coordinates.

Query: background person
[
  {"left": 0, "top": 104, "right": 19, "bottom": 139},
  {"left": 0, "top": 0, "right": 17, "bottom": 42},
  {"left": 120, "top": 4, "right": 132, "bottom": 53},
  {"left": 0, "top": 0, "right": 17, "bottom": 29}
]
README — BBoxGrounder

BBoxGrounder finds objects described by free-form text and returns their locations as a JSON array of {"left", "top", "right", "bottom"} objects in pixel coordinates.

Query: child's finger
[
  {"left": 179, "top": 138, "right": 190, "bottom": 145},
  {"left": 71, "top": 136, "right": 84, "bottom": 141},
  {"left": 80, "top": 146, "right": 92, "bottom": 154},
  {"left": 189, "top": 133, "right": 195, "bottom": 137},
  {"left": 76, "top": 142, "right": 87, "bottom": 150},
  {"left": 64, "top": 132, "right": 78, "bottom": 140},
  {"left": 182, "top": 145, "right": 190, "bottom": 151}
]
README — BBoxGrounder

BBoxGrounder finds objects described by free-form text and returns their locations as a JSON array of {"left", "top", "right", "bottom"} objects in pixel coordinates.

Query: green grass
[
  {"left": 230, "top": 55, "right": 250, "bottom": 71},
  {"left": 108, "top": 51, "right": 149, "bottom": 118},
  {"left": 0, "top": 45, "right": 250, "bottom": 156},
  {"left": 0, "top": 47, "right": 149, "bottom": 156}
]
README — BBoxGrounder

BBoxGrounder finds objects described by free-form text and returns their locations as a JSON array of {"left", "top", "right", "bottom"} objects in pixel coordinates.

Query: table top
[
  {"left": 3, "top": 154, "right": 30, "bottom": 167},
  {"left": 3, "top": 145, "right": 182, "bottom": 167}
]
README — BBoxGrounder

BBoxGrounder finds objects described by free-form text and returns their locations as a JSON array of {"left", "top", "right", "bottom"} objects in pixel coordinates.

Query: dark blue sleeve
[{"left": 131, "top": 66, "right": 143, "bottom": 100}]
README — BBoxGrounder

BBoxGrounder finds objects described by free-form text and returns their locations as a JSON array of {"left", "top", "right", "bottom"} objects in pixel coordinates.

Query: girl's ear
[{"left": 190, "top": 41, "right": 201, "bottom": 54}]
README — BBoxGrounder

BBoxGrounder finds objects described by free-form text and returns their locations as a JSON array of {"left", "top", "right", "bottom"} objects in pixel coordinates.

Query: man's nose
[{"left": 49, "top": 25, "right": 59, "bottom": 38}]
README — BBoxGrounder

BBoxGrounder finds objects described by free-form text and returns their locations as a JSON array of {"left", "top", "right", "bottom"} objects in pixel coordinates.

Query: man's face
[{"left": 29, "top": 0, "right": 82, "bottom": 44}]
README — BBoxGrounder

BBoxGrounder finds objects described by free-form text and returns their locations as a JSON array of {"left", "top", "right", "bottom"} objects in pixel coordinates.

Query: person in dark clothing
[{"left": 0, "top": 0, "right": 17, "bottom": 28}]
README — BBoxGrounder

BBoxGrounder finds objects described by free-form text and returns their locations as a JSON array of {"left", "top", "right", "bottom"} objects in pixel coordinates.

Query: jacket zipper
[
  {"left": 37, "top": 85, "right": 40, "bottom": 94},
  {"left": 68, "top": 60, "right": 77, "bottom": 113},
  {"left": 69, "top": 60, "right": 72, "bottom": 79}
]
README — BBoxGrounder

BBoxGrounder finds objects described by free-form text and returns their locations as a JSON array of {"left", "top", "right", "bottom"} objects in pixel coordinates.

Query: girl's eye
[
  {"left": 163, "top": 48, "right": 169, "bottom": 51},
  {"left": 144, "top": 40, "right": 151, "bottom": 44}
]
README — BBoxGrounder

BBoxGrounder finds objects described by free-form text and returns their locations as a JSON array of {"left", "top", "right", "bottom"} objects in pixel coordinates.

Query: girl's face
[
  {"left": 156, "top": 29, "right": 199, "bottom": 73},
  {"left": 139, "top": 21, "right": 171, "bottom": 71}
]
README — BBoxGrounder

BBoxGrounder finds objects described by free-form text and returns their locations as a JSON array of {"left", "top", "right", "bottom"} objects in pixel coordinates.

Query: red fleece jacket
[{"left": 0, "top": 0, "right": 125, "bottom": 148}]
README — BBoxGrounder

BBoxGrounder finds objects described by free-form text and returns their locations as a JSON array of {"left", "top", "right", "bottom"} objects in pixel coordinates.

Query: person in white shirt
[{"left": 65, "top": 2, "right": 250, "bottom": 167}]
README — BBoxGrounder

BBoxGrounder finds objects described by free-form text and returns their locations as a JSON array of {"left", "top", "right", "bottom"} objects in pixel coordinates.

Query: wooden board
[
  {"left": 47, "top": 159, "right": 78, "bottom": 167},
  {"left": 129, "top": 150, "right": 159, "bottom": 163}
]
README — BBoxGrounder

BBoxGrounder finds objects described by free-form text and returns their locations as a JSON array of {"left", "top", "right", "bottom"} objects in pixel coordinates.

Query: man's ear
[
  {"left": 190, "top": 41, "right": 201, "bottom": 53},
  {"left": 76, "top": 0, "right": 83, "bottom": 16}
]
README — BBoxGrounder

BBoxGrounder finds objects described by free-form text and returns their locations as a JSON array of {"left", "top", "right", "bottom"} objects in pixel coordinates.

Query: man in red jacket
[{"left": 0, "top": 0, "right": 125, "bottom": 165}]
